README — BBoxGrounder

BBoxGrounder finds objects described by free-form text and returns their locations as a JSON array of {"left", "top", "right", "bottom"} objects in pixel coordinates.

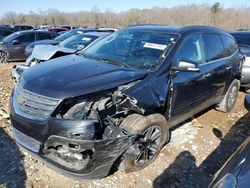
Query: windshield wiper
[{"left": 89, "top": 56, "right": 131, "bottom": 68}]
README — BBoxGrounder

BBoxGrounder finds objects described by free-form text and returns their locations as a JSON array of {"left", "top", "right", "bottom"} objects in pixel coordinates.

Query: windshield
[
  {"left": 55, "top": 30, "right": 84, "bottom": 41},
  {"left": 59, "top": 34, "right": 98, "bottom": 50},
  {"left": 82, "top": 29, "right": 178, "bottom": 70},
  {"left": 2, "top": 32, "right": 20, "bottom": 42}
]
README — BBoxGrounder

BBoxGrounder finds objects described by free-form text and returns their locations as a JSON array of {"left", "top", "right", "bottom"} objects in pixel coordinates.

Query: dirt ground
[{"left": 0, "top": 63, "right": 249, "bottom": 188}]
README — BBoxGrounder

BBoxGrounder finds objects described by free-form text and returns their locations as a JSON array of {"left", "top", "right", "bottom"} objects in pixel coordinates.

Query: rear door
[
  {"left": 169, "top": 34, "right": 213, "bottom": 126},
  {"left": 203, "top": 34, "right": 233, "bottom": 101},
  {"left": 8, "top": 32, "right": 35, "bottom": 60}
]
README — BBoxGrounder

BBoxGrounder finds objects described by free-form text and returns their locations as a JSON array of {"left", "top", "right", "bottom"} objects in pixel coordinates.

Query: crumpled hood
[
  {"left": 20, "top": 54, "right": 147, "bottom": 99},
  {"left": 32, "top": 45, "right": 76, "bottom": 61}
]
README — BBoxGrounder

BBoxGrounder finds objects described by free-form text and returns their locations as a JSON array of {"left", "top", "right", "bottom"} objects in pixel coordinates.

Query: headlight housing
[{"left": 55, "top": 98, "right": 93, "bottom": 120}]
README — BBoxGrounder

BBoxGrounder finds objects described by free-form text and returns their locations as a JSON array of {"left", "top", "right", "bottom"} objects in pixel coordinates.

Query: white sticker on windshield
[
  {"left": 143, "top": 43, "right": 167, "bottom": 50},
  {"left": 81, "top": 37, "right": 91, "bottom": 41}
]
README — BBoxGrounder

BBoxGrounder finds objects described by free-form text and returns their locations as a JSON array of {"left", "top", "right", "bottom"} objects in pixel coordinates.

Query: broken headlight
[
  {"left": 54, "top": 90, "right": 114, "bottom": 120},
  {"left": 55, "top": 98, "right": 95, "bottom": 120}
]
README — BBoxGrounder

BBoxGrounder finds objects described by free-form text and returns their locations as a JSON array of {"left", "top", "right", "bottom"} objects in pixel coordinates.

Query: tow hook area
[{"left": 42, "top": 134, "right": 138, "bottom": 174}]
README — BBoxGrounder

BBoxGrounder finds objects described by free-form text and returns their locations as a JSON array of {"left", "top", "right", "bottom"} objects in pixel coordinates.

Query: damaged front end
[
  {"left": 12, "top": 45, "right": 76, "bottom": 84},
  {"left": 11, "top": 82, "right": 145, "bottom": 179}
]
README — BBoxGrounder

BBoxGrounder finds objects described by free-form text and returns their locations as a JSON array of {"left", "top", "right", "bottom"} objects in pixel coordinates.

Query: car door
[
  {"left": 169, "top": 34, "right": 213, "bottom": 126},
  {"left": 8, "top": 33, "right": 36, "bottom": 60},
  {"left": 203, "top": 34, "right": 233, "bottom": 101}
]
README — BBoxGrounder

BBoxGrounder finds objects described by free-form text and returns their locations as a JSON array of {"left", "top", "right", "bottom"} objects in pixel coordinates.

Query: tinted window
[
  {"left": 174, "top": 35, "right": 206, "bottom": 65},
  {"left": 3, "top": 30, "right": 12, "bottom": 35},
  {"left": 59, "top": 34, "right": 98, "bottom": 50},
  {"left": 16, "top": 33, "right": 35, "bottom": 43},
  {"left": 37, "top": 33, "right": 53, "bottom": 40},
  {"left": 230, "top": 33, "right": 250, "bottom": 47},
  {"left": 3, "top": 32, "right": 21, "bottom": 42},
  {"left": 221, "top": 35, "right": 237, "bottom": 57},
  {"left": 204, "top": 34, "right": 224, "bottom": 61},
  {"left": 0, "top": 29, "right": 12, "bottom": 36}
]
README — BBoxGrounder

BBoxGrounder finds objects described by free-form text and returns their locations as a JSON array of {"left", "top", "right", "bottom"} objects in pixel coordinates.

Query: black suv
[
  {"left": 0, "top": 30, "right": 58, "bottom": 63},
  {"left": 10, "top": 25, "right": 242, "bottom": 179}
]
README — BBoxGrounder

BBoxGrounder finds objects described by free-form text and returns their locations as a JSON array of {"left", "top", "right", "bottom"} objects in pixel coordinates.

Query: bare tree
[
  {"left": 210, "top": 2, "right": 221, "bottom": 26},
  {"left": 0, "top": 4, "right": 249, "bottom": 30}
]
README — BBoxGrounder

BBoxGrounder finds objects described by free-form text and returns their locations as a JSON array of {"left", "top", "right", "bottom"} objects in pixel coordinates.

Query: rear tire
[
  {"left": 0, "top": 51, "right": 8, "bottom": 64},
  {"left": 216, "top": 79, "right": 240, "bottom": 112},
  {"left": 118, "top": 113, "right": 169, "bottom": 172}
]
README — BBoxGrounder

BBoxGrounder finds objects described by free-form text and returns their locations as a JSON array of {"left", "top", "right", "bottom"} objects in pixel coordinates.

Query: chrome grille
[{"left": 14, "top": 84, "right": 60, "bottom": 121}]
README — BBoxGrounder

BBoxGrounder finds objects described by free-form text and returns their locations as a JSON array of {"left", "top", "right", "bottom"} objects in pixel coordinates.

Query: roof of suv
[
  {"left": 126, "top": 24, "right": 228, "bottom": 35},
  {"left": 80, "top": 31, "right": 111, "bottom": 37},
  {"left": 230, "top": 31, "right": 250, "bottom": 35},
  {"left": 14, "top": 30, "right": 54, "bottom": 34}
]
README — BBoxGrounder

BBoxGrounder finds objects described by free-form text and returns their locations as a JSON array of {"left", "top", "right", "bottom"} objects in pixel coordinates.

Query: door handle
[
  {"left": 202, "top": 73, "right": 211, "bottom": 78},
  {"left": 226, "top": 66, "right": 232, "bottom": 70}
]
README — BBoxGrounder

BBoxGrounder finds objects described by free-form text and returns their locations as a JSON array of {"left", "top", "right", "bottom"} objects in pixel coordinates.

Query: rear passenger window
[
  {"left": 3, "top": 30, "right": 12, "bottom": 35},
  {"left": 203, "top": 34, "right": 224, "bottom": 62},
  {"left": 220, "top": 35, "right": 237, "bottom": 57},
  {"left": 37, "top": 33, "right": 53, "bottom": 40},
  {"left": 17, "top": 33, "right": 35, "bottom": 43}
]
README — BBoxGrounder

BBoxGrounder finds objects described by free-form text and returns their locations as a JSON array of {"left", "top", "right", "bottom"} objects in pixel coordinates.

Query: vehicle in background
[
  {"left": 0, "top": 27, "right": 14, "bottom": 41},
  {"left": 0, "top": 30, "right": 58, "bottom": 63},
  {"left": 11, "top": 25, "right": 33, "bottom": 31},
  {"left": 98, "top": 27, "right": 118, "bottom": 32},
  {"left": 12, "top": 32, "right": 110, "bottom": 83},
  {"left": 209, "top": 136, "right": 250, "bottom": 188},
  {"left": 230, "top": 31, "right": 250, "bottom": 92},
  {"left": 10, "top": 25, "right": 242, "bottom": 179},
  {"left": 244, "top": 94, "right": 250, "bottom": 111},
  {"left": 37, "top": 25, "right": 54, "bottom": 30},
  {"left": 57, "top": 31, "right": 67, "bottom": 35},
  {"left": 24, "top": 28, "right": 99, "bottom": 57},
  {"left": 60, "top": 25, "right": 73, "bottom": 30},
  {"left": 48, "top": 27, "right": 69, "bottom": 33},
  {"left": 0, "top": 25, "right": 10, "bottom": 27}
]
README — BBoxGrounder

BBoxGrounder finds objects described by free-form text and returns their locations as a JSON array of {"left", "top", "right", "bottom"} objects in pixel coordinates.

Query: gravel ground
[{"left": 0, "top": 63, "right": 249, "bottom": 188}]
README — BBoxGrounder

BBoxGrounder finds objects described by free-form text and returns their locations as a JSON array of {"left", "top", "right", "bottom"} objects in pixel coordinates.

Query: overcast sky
[{"left": 0, "top": 0, "right": 249, "bottom": 17}]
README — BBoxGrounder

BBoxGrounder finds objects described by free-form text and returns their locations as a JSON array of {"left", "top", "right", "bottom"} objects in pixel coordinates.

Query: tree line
[{"left": 0, "top": 3, "right": 249, "bottom": 30}]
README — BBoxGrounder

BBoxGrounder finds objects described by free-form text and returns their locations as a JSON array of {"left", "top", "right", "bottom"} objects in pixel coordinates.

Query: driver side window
[{"left": 175, "top": 35, "right": 206, "bottom": 65}]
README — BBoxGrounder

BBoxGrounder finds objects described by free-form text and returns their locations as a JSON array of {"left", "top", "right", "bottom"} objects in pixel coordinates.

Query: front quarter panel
[{"left": 124, "top": 72, "right": 171, "bottom": 112}]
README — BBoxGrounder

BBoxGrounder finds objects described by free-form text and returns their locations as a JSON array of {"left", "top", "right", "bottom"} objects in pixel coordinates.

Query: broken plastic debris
[{"left": 0, "top": 108, "right": 9, "bottom": 119}]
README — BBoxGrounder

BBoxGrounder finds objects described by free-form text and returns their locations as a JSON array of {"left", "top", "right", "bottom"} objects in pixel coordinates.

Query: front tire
[
  {"left": 216, "top": 79, "right": 240, "bottom": 112},
  {"left": 118, "top": 113, "right": 169, "bottom": 172}
]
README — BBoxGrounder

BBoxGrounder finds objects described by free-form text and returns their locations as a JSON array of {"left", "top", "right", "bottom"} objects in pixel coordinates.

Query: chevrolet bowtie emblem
[{"left": 16, "top": 95, "right": 26, "bottom": 105}]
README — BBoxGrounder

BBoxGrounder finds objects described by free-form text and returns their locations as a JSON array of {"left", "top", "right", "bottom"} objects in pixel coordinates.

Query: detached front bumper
[
  {"left": 12, "top": 127, "right": 137, "bottom": 179},
  {"left": 10, "top": 95, "right": 138, "bottom": 179}
]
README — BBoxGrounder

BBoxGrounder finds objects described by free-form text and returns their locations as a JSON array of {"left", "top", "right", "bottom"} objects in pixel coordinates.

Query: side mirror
[
  {"left": 177, "top": 60, "right": 200, "bottom": 72},
  {"left": 11, "top": 40, "right": 19, "bottom": 45}
]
